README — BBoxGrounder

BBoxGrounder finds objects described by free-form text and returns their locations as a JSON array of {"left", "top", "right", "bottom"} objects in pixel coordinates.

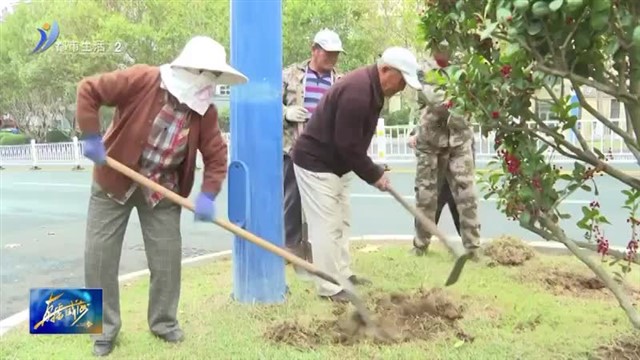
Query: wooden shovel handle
[
  {"left": 105, "top": 157, "right": 324, "bottom": 277},
  {"left": 386, "top": 186, "right": 460, "bottom": 257}
]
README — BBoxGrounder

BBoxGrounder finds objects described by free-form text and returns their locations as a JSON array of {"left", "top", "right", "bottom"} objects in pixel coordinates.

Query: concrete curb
[{"left": 0, "top": 235, "right": 617, "bottom": 337}]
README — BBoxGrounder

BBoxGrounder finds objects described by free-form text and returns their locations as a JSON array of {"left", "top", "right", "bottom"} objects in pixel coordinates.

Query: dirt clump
[
  {"left": 267, "top": 321, "right": 324, "bottom": 347},
  {"left": 264, "top": 288, "right": 472, "bottom": 348},
  {"left": 482, "top": 236, "right": 535, "bottom": 266},
  {"left": 591, "top": 336, "right": 640, "bottom": 360}
]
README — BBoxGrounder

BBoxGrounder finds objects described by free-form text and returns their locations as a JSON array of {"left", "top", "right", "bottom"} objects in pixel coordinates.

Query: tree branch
[
  {"left": 538, "top": 215, "right": 640, "bottom": 330},
  {"left": 520, "top": 110, "right": 640, "bottom": 189},
  {"left": 540, "top": 83, "right": 593, "bottom": 154},
  {"left": 536, "top": 63, "right": 639, "bottom": 104},
  {"left": 571, "top": 82, "right": 640, "bottom": 164},
  {"left": 522, "top": 222, "right": 640, "bottom": 266}
]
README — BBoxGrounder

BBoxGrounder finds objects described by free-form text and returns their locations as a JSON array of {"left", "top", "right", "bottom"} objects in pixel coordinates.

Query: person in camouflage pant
[
  {"left": 281, "top": 29, "right": 344, "bottom": 264},
  {"left": 407, "top": 125, "right": 461, "bottom": 240},
  {"left": 411, "top": 55, "right": 481, "bottom": 256}
]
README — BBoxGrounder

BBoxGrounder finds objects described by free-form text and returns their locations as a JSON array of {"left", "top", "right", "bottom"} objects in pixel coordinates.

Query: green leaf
[
  {"left": 577, "top": 219, "right": 590, "bottom": 230},
  {"left": 549, "top": 0, "right": 564, "bottom": 11},
  {"left": 527, "top": 21, "right": 543, "bottom": 36},
  {"left": 573, "top": 162, "right": 586, "bottom": 177},
  {"left": 598, "top": 215, "right": 611, "bottom": 225},
  {"left": 593, "top": 148, "right": 606, "bottom": 160},
  {"left": 574, "top": 31, "right": 591, "bottom": 50},
  {"left": 581, "top": 184, "right": 592, "bottom": 192},
  {"left": 513, "top": 0, "right": 530, "bottom": 12},
  {"left": 592, "top": 0, "right": 611, "bottom": 13},
  {"left": 489, "top": 172, "right": 502, "bottom": 184},
  {"left": 590, "top": 9, "right": 610, "bottom": 32},
  {"left": 519, "top": 211, "right": 531, "bottom": 225},
  {"left": 503, "top": 42, "right": 521, "bottom": 58},
  {"left": 453, "top": 339, "right": 465, "bottom": 348},
  {"left": 497, "top": 8, "right": 512, "bottom": 22},
  {"left": 521, "top": 186, "right": 534, "bottom": 199},
  {"left": 480, "top": 22, "right": 499, "bottom": 40},
  {"left": 605, "top": 38, "right": 620, "bottom": 56},
  {"left": 558, "top": 213, "right": 571, "bottom": 219},
  {"left": 531, "top": 2, "right": 550, "bottom": 18},
  {"left": 633, "top": 26, "right": 640, "bottom": 48}
]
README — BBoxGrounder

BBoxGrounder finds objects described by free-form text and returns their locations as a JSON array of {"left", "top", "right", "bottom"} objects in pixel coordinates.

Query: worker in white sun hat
[
  {"left": 76, "top": 35, "right": 248, "bottom": 357},
  {"left": 280, "top": 28, "right": 345, "bottom": 277}
]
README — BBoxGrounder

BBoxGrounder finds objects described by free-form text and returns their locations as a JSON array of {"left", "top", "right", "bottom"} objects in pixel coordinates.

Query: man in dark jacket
[{"left": 291, "top": 46, "right": 422, "bottom": 302}]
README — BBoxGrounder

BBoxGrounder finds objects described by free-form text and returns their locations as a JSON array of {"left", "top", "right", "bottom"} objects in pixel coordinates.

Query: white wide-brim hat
[{"left": 170, "top": 36, "right": 248, "bottom": 86}]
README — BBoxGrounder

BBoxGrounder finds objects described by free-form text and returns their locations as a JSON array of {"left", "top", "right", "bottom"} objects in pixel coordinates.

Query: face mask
[{"left": 160, "top": 65, "right": 217, "bottom": 116}]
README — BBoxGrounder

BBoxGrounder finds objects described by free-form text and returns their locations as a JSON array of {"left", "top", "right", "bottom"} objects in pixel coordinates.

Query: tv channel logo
[
  {"left": 29, "top": 288, "right": 103, "bottom": 335},
  {"left": 31, "top": 21, "right": 60, "bottom": 54}
]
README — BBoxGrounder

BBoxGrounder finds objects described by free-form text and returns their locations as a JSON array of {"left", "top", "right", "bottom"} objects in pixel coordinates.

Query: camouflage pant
[{"left": 414, "top": 139, "right": 480, "bottom": 250}]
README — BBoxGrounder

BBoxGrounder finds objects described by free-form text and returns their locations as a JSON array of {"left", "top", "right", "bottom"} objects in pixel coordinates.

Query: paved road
[{"left": 0, "top": 165, "right": 634, "bottom": 320}]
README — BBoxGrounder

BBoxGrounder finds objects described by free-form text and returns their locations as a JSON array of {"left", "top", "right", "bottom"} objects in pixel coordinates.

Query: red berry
[
  {"left": 500, "top": 65, "right": 512, "bottom": 78},
  {"left": 492, "top": 111, "right": 500, "bottom": 119},
  {"left": 434, "top": 53, "right": 449, "bottom": 68}
]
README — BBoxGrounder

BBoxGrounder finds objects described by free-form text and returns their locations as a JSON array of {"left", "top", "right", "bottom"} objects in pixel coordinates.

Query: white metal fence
[{"left": 0, "top": 120, "right": 636, "bottom": 169}]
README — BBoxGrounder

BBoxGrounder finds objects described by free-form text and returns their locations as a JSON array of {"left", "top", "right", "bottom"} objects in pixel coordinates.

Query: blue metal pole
[{"left": 228, "top": 0, "right": 286, "bottom": 303}]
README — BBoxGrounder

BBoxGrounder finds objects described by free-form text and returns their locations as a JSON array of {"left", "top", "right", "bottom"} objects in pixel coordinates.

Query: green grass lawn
[{"left": 1, "top": 240, "right": 639, "bottom": 360}]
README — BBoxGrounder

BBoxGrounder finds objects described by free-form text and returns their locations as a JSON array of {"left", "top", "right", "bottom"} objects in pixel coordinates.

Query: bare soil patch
[
  {"left": 520, "top": 266, "right": 640, "bottom": 303},
  {"left": 482, "top": 236, "right": 535, "bottom": 266},
  {"left": 591, "top": 335, "right": 640, "bottom": 360},
  {"left": 265, "top": 288, "right": 473, "bottom": 348}
]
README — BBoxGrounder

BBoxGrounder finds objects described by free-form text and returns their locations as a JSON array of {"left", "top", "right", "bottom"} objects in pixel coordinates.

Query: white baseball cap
[
  {"left": 313, "top": 29, "right": 344, "bottom": 52},
  {"left": 379, "top": 46, "right": 422, "bottom": 90}
]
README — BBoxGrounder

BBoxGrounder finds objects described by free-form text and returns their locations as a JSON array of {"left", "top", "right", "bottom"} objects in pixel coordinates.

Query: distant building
[{"left": 213, "top": 84, "right": 231, "bottom": 110}]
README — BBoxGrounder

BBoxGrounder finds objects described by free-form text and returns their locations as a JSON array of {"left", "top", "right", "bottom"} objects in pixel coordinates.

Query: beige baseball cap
[{"left": 313, "top": 29, "right": 344, "bottom": 52}]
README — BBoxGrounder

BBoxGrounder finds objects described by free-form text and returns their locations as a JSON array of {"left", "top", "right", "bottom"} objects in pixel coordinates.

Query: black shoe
[
  {"left": 348, "top": 275, "right": 372, "bottom": 286},
  {"left": 319, "top": 290, "right": 350, "bottom": 303},
  {"left": 154, "top": 328, "right": 184, "bottom": 343},
  {"left": 92, "top": 340, "right": 114, "bottom": 357}
]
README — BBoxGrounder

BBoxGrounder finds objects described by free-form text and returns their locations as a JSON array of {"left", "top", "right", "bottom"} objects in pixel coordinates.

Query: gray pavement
[{"left": 0, "top": 165, "right": 635, "bottom": 320}]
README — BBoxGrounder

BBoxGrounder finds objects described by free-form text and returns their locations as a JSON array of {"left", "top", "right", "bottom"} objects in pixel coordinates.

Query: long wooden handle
[
  {"left": 104, "top": 157, "right": 325, "bottom": 277},
  {"left": 386, "top": 186, "right": 459, "bottom": 256}
]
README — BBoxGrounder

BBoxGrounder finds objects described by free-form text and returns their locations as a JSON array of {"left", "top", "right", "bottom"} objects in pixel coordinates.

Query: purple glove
[
  {"left": 194, "top": 192, "right": 216, "bottom": 222},
  {"left": 82, "top": 134, "right": 106, "bottom": 165}
]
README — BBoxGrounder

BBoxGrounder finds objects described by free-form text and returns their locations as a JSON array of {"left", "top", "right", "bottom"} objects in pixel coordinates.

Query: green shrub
[
  {"left": 0, "top": 133, "right": 30, "bottom": 145},
  {"left": 45, "top": 129, "right": 71, "bottom": 143},
  {"left": 385, "top": 108, "right": 412, "bottom": 126},
  {"left": 218, "top": 106, "right": 230, "bottom": 132}
]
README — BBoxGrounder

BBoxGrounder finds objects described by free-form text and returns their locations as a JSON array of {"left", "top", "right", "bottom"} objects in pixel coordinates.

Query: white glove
[{"left": 285, "top": 106, "right": 309, "bottom": 123}]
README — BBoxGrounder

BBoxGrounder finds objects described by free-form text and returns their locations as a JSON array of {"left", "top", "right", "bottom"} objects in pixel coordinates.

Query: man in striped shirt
[{"left": 281, "top": 29, "right": 344, "bottom": 268}]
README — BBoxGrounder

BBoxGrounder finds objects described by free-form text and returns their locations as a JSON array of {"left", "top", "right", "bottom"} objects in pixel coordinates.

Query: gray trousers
[
  {"left": 283, "top": 153, "right": 311, "bottom": 261},
  {"left": 85, "top": 184, "right": 182, "bottom": 342}
]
